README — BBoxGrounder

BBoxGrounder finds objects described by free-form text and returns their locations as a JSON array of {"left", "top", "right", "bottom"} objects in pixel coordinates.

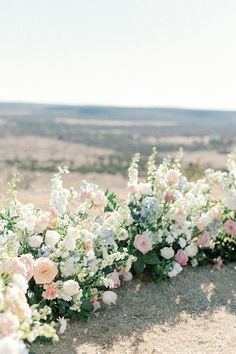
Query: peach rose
[
  {"left": 42, "top": 282, "right": 58, "bottom": 300},
  {"left": 175, "top": 249, "right": 188, "bottom": 266},
  {"left": 224, "top": 220, "right": 236, "bottom": 236},
  {"left": 34, "top": 258, "right": 58, "bottom": 284},
  {"left": 133, "top": 233, "right": 153, "bottom": 254}
]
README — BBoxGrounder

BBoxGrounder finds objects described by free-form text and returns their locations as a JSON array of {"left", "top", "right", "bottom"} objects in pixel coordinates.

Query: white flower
[
  {"left": 45, "top": 230, "right": 60, "bottom": 247},
  {"left": 166, "top": 234, "right": 175, "bottom": 244},
  {"left": 224, "top": 189, "right": 236, "bottom": 210},
  {"left": 58, "top": 317, "right": 67, "bottom": 334},
  {"left": 63, "top": 236, "right": 76, "bottom": 251},
  {"left": 28, "top": 235, "right": 43, "bottom": 248},
  {"left": 102, "top": 291, "right": 117, "bottom": 305},
  {"left": 160, "top": 247, "right": 175, "bottom": 260},
  {"left": 168, "top": 262, "right": 182, "bottom": 278},
  {"left": 185, "top": 243, "right": 198, "bottom": 257},
  {"left": 166, "top": 169, "right": 181, "bottom": 184},
  {"left": 191, "top": 258, "right": 198, "bottom": 267},
  {"left": 0, "top": 337, "right": 28, "bottom": 354},
  {"left": 138, "top": 183, "right": 152, "bottom": 196},
  {"left": 62, "top": 280, "right": 80, "bottom": 297},
  {"left": 179, "top": 237, "right": 187, "bottom": 249},
  {"left": 103, "top": 278, "right": 114, "bottom": 289},
  {"left": 123, "top": 272, "right": 133, "bottom": 281},
  {"left": 10, "top": 274, "right": 28, "bottom": 294}
]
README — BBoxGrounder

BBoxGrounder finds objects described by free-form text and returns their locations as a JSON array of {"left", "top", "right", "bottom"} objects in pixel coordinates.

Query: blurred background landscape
[{"left": 1, "top": 101, "right": 236, "bottom": 206}]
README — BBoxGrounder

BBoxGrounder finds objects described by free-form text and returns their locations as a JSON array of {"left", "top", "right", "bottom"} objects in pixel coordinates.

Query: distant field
[{"left": 0, "top": 102, "right": 235, "bottom": 206}]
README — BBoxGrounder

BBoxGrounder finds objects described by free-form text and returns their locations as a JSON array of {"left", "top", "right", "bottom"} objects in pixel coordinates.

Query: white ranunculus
[
  {"left": 28, "top": 235, "right": 43, "bottom": 248},
  {"left": 168, "top": 262, "right": 182, "bottom": 278},
  {"left": 102, "top": 291, "right": 117, "bottom": 305},
  {"left": 160, "top": 247, "right": 175, "bottom": 260},
  {"left": 62, "top": 280, "right": 80, "bottom": 296},
  {"left": 185, "top": 243, "right": 198, "bottom": 257},
  {"left": 45, "top": 230, "right": 60, "bottom": 247}
]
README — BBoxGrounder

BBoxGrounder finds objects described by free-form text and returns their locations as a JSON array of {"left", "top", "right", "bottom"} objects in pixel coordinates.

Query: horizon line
[{"left": 0, "top": 99, "right": 236, "bottom": 113}]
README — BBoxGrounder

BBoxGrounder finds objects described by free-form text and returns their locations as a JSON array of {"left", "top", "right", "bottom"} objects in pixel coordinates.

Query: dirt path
[{"left": 32, "top": 263, "right": 236, "bottom": 354}]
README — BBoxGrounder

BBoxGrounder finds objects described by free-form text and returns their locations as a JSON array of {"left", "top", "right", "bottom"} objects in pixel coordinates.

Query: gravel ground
[{"left": 32, "top": 263, "right": 236, "bottom": 354}]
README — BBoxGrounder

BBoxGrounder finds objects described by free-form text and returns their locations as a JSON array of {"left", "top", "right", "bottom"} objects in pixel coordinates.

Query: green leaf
[
  {"left": 143, "top": 252, "right": 160, "bottom": 265},
  {"left": 133, "top": 256, "right": 145, "bottom": 273},
  {"left": 81, "top": 299, "right": 94, "bottom": 312}
]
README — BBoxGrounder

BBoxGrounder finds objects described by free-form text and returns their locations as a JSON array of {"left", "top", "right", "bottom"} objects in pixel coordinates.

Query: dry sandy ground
[{"left": 32, "top": 264, "right": 236, "bottom": 354}]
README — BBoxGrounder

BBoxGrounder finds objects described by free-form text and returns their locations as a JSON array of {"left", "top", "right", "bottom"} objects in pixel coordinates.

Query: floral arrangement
[
  {"left": 0, "top": 168, "right": 133, "bottom": 352},
  {"left": 1, "top": 149, "right": 236, "bottom": 352}
]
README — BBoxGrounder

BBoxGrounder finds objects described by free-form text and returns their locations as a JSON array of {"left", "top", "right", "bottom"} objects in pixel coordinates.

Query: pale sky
[{"left": 0, "top": 0, "right": 236, "bottom": 110}]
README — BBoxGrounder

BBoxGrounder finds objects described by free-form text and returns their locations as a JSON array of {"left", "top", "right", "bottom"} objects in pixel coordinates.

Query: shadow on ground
[{"left": 32, "top": 263, "right": 236, "bottom": 354}]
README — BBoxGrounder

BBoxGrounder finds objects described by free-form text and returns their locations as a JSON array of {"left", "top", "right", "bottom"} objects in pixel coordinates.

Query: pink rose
[
  {"left": 34, "top": 258, "right": 58, "bottom": 284},
  {"left": 175, "top": 249, "right": 188, "bottom": 266},
  {"left": 197, "top": 232, "right": 210, "bottom": 247},
  {"left": 224, "top": 220, "right": 236, "bottom": 236},
  {"left": 42, "top": 282, "right": 58, "bottom": 300},
  {"left": 106, "top": 271, "right": 120, "bottom": 288},
  {"left": 133, "top": 233, "right": 153, "bottom": 254}
]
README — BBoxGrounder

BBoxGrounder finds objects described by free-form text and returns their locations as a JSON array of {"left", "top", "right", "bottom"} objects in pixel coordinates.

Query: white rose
[
  {"left": 160, "top": 247, "right": 175, "bottom": 260},
  {"left": 185, "top": 243, "right": 198, "bottom": 257},
  {"left": 168, "top": 262, "right": 182, "bottom": 278},
  {"left": 63, "top": 236, "right": 76, "bottom": 251},
  {"left": 28, "top": 235, "right": 43, "bottom": 248},
  {"left": 45, "top": 230, "right": 60, "bottom": 247},
  {"left": 102, "top": 291, "right": 117, "bottom": 305},
  {"left": 62, "top": 280, "right": 80, "bottom": 296},
  {"left": 179, "top": 237, "right": 187, "bottom": 249}
]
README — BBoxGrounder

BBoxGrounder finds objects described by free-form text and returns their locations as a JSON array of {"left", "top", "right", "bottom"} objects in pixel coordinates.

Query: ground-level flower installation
[{"left": 0, "top": 149, "right": 236, "bottom": 353}]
